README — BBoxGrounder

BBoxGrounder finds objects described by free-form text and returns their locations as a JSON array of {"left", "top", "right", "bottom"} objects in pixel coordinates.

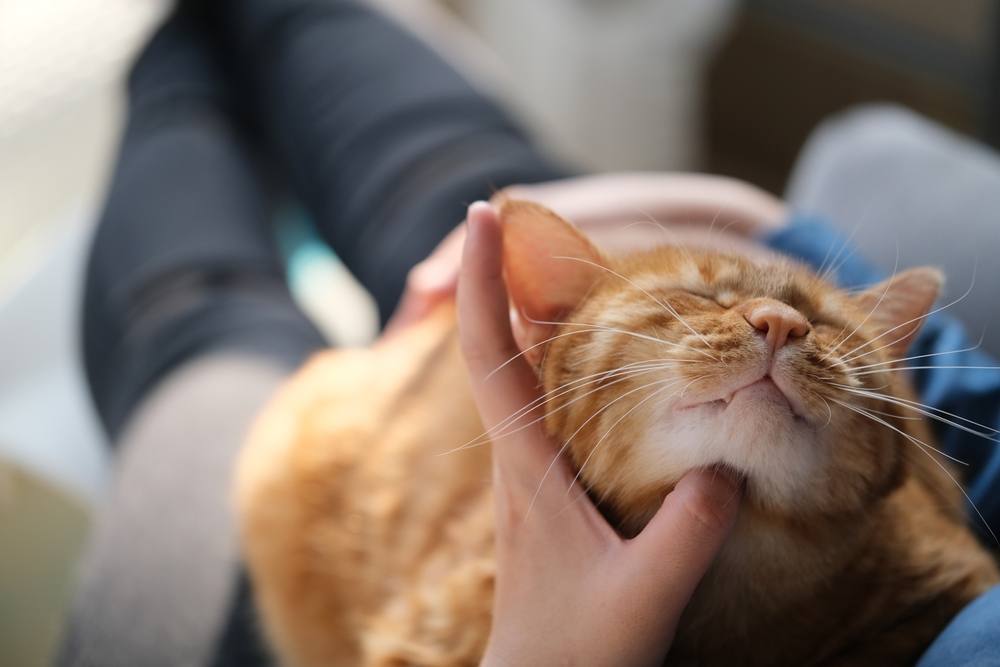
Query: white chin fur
[{"left": 633, "top": 400, "right": 828, "bottom": 509}]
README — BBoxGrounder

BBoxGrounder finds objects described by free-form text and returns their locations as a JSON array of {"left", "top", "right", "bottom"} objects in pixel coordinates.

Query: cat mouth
[{"left": 679, "top": 375, "right": 811, "bottom": 422}]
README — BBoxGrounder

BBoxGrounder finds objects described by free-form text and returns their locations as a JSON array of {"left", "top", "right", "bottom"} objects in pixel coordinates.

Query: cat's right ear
[{"left": 497, "top": 199, "right": 606, "bottom": 366}]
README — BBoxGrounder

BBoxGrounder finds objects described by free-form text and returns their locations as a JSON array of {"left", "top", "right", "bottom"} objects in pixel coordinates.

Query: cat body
[{"left": 237, "top": 202, "right": 998, "bottom": 666}]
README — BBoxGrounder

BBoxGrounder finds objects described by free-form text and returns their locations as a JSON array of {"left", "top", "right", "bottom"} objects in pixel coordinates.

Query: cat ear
[
  {"left": 851, "top": 267, "right": 942, "bottom": 357},
  {"left": 497, "top": 199, "right": 607, "bottom": 365}
]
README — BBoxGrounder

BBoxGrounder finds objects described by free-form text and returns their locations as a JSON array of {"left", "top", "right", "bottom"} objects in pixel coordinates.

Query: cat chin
[{"left": 629, "top": 402, "right": 829, "bottom": 510}]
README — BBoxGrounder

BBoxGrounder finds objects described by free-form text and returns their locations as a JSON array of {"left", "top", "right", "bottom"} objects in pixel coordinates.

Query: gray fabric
[
  {"left": 57, "top": 353, "right": 290, "bottom": 667},
  {"left": 786, "top": 104, "right": 1000, "bottom": 358}
]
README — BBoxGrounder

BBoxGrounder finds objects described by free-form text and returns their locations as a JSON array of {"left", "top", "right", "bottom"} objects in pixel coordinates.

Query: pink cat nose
[{"left": 743, "top": 299, "right": 810, "bottom": 352}]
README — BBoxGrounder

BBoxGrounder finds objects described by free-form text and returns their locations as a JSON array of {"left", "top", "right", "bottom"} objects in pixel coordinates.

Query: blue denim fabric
[
  {"left": 766, "top": 216, "right": 1000, "bottom": 662},
  {"left": 917, "top": 585, "right": 1000, "bottom": 666}
]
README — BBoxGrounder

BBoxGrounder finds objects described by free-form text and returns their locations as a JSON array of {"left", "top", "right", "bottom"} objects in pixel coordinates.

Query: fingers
[
  {"left": 384, "top": 225, "right": 466, "bottom": 336},
  {"left": 458, "top": 202, "right": 541, "bottom": 431},
  {"left": 458, "top": 202, "right": 573, "bottom": 505},
  {"left": 628, "top": 468, "right": 742, "bottom": 611},
  {"left": 412, "top": 223, "right": 466, "bottom": 293}
]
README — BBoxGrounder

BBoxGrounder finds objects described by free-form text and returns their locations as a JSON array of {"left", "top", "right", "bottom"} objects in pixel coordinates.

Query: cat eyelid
[{"left": 684, "top": 289, "right": 727, "bottom": 309}]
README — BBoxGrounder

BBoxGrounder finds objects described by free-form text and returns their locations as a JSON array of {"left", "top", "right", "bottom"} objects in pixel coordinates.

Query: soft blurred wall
[
  {"left": 0, "top": 3, "right": 162, "bottom": 665},
  {"left": 706, "top": 0, "right": 999, "bottom": 190},
  {"left": 450, "top": 0, "right": 739, "bottom": 171}
]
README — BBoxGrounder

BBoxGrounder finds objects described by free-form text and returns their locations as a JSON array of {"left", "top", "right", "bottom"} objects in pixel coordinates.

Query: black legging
[{"left": 83, "top": 0, "right": 565, "bottom": 439}]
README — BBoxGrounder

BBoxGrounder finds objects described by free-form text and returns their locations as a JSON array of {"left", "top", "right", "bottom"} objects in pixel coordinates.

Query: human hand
[
  {"left": 458, "top": 201, "right": 743, "bottom": 667},
  {"left": 384, "top": 223, "right": 466, "bottom": 336}
]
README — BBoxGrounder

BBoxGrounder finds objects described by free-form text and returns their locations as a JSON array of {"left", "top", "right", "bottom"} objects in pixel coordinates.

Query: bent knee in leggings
[{"left": 84, "top": 262, "right": 326, "bottom": 441}]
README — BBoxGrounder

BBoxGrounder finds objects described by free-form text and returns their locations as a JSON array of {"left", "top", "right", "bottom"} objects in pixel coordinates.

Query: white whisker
[
  {"left": 818, "top": 217, "right": 864, "bottom": 282},
  {"left": 821, "top": 245, "right": 899, "bottom": 362},
  {"left": 828, "top": 397, "right": 968, "bottom": 466},
  {"left": 846, "top": 336, "right": 984, "bottom": 372},
  {"left": 522, "top": 315, "right": 717, "bottom": 361},
  {"left": 831, "top": 383, "right": 999, "bottom": 438},
  {"left": 565, "top": 381, "right": 693, "bottom": 501},
  {"left": 525, "top": 376, "right": 686, "bottom": 517},
  {"left": 839, "top": 268, "right": 978, "bottom": 364},
  {"left": 549, "top": 254, "right": 716, "bottom": 349},
  {"left": 850, "top": 365, "right": 1000, "bottom": 376},
  {"left": 440, "top": 360, "right": 687, "bottom": 456},
  {"left": 829, "top": 397, "right": 997, "bottom": 545}
]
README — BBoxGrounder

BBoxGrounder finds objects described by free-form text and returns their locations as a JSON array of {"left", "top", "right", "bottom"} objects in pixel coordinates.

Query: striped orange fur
[{"left": 237, "top": 200, "right": 997, "bottom": 666}]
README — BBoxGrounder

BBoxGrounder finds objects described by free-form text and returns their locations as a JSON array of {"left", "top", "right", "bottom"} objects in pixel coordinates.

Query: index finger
[{"left": 457, "top": 202, "right": 558, "bottom": 478}]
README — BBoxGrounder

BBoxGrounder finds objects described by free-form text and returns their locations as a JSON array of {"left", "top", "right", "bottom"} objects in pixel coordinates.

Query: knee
[{"left": 787, "top": 104, "right": 972, "bottom": 209}]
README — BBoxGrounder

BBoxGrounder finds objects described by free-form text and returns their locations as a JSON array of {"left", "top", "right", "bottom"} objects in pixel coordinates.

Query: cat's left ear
[
  {"left": 851, "top": 267, "right": 943, "bottom": 358},
  {"left": 497, "top": 199, "right": 607, "bottom": 366}
]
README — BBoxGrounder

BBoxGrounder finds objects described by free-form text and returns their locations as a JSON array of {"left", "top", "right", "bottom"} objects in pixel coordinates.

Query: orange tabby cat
[{"left": 236, "top": 200, "right": 998, "bottom": 666}]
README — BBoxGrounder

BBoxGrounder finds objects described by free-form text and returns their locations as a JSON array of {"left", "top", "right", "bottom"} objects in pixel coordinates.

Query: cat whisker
[
  {"left": 828, "top": 397, "right": 968, "bottom": 466},
  {"left": 552, "top": 378, "right": 712, "bottom": 520},
  {"left": 838, "top": 270, "right": 977, "bottom": 365},
  {"left": 440, "top": 360, "right": 692, "bottom": 456},
  {"left": 566, "top": 376, "right": 708, "bottom": 499},
  {"left": 509, "top": 357, "right": 703, "bottom": 426},
  {"left": 706, "top": 207, "right": 724, "bottom": 236},
  {"left": 633, "top": 206, "right": 700, "bottom": 266},
  {"left": 821, "top": 246, "right": 900, "bottom": 363},
  {"left": 549, "top": 254, "right": 716, "bottom": 351},
  {"left": 525, "top": 376, "right": 688, "bottom": 518},
  {"left": 483, "top": 327, "right": 694, "bottom": 381},
  {"left": 817, "top": 218, "right": 864, "bottom": 282},
  {"left": 620, "top": 218, "right": 674, "bottom": 239},
  {"left": 845, "top": 336, "right": 984, "bottom": 373},
  {"left": 862, "top": 406, "right": 923, "bottom": 421},
  {"left": 489, "top": 363, "right": 692, "bottom": 444},
  {"left": 849, "top": 365, "right": 1000, "bottom": 377},
  {"left": 819, "top": 395, "right": 834, "bottom": 427},
  {"left": 522, "top": 315, "right": 718, "bottom": 361},
  {"left": 829, "top": 397, "right": 998, "bottom": 546},
  {"left": 829, "top": 383, "right": 999, "bottom": 439}
]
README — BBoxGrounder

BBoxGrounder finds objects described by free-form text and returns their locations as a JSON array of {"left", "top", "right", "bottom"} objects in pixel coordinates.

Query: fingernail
[
  {"left": 468, "top": 200, "right": 491, "bottom": 217},
  {"left": 468, "top": 201, "right": 495, "bottom": 231}
]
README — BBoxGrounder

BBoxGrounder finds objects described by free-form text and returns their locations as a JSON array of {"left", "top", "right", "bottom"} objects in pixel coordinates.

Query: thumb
[{"left": 627, "top": 468, "right": 742, "bottom": 611}]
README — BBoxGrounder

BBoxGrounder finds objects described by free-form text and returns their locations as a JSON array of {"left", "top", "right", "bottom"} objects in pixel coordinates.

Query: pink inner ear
[
  {"left": 853, "top": 267, "right": 943, "bottom": 357},
  {"left": 499, "top": 200, "right": 606, "bottom": 322}
]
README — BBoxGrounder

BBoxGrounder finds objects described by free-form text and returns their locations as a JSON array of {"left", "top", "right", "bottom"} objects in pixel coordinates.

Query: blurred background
[{"left": 1, "top": 0, "right": 997, "bottom": 664}]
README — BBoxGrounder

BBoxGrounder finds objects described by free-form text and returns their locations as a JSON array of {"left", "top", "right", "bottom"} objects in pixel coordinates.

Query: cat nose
[{"left": 743, "top": 299, "right": 810, "bottom": 352}]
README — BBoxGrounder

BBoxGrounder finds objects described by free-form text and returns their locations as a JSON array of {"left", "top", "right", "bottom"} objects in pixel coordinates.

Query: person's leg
[
  {"left": 82, "top": 9, "right": 326, "bottom": 440},
  {"left": 59, "top": 354, "right": 284, "bottom": 667},
  {"left": 211, "top": 0, "right": 568, "bottom": 321},
  {"left": 63, "top": 12, "right": 323, "bottom": 666}
]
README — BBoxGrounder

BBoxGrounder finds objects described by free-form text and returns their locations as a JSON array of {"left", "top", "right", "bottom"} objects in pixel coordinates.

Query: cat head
[{"left": 499, "top": 199, "right": 942, "bottom": 535}]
